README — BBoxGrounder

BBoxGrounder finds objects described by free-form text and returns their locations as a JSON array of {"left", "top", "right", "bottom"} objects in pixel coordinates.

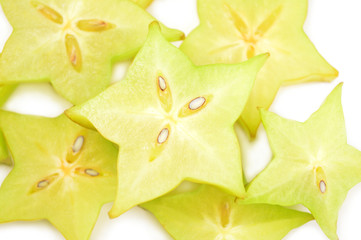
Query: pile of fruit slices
[{"left": 0, "top": 0, "right": 355, "bottom": 240}]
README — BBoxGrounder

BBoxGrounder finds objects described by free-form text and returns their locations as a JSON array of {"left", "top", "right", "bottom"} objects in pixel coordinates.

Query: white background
[{"left": 0, "top": 0, "right": 360, "bottom": 239}]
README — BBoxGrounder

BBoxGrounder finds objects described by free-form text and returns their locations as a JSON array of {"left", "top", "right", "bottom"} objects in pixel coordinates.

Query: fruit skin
[
  {"left": 132, "top": 0, "right": 153, "bottom": 8},
  {"left": 0, "top": 0, "right": 184, "bottom": 104},
  {"left": 66, "top": 22, "right": 268, "bottom": 218},
  {"left": 0, "top": 111, "right": 118, "bottom": 240},
  {"left": 0, "top": 85, "right": 16, "bottom": 164},
  {"left": 243, "top": 83, "right": 361, "bottom": 240},
  {"left": 142, "top": 185, "right": 313, "bottom": 240},
  {"left": 180, "top": 0, "right": 338, "bottom": 137}
]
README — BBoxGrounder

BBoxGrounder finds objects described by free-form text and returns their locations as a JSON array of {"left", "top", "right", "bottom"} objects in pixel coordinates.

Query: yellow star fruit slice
[
  {"left": 142, "top": 185, "right": 313, "bottom": 240},
  {"left": 244, "top": 83, "right": 361, "bottom": 240},
  {"left": 180, "top": 0, "right": 338, "bottom": 137},
  {"left": 66, "top": 22, "right": 268, "bottom": 218},
  {"left": 0, "top": 85, "right": 15, "bottom": 164},
  {"left": 0, "top": 0, "right": 183, "bottom": 104},
  {"left": 0, "top": 111, "right": 118, "bottom": 240}
]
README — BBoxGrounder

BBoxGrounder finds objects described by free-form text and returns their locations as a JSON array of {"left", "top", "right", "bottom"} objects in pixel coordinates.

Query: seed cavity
[
  {"left": 319, "top": 180, "right": 326, "bottom": 193},
  {"left": 150, "top": 125, "right": 171, "bottom": 162},
  {"left": 157, "top": 128, "right": 169, "bottom": 144},
  {"left": 255, "top": 6, "right": 282, "bottom": 36},
  {"left": 74, "top": 167, "right": 101, "bottom": 177},
  {"left": 30, "top": 173, "right": 60, "bottom": 194},
  {"left": 158, "top": 76, "right": 167, "bottom": 91},
  {"left": 156, "top": 74, "right": 173, "bottom": 113},
  {"left": 77, "top": 19, "right": 115, "bottom": 32},
  {"left": 65, "top": 34, "right": 82, "bottom": 72},
  {"left": 246, "top": 45, "right": 256, "bottom": 59},
  {"left": 85, "top": 169, "right": 100, "bottom": 177},
  {"left": 314, "top": 166, "right": 327, "bottom": 194},
  {"left": 220, "top": 202, "right": 231, "bottom": 228},
  {"left": 72, "top": 136, "right": 84, "bottom": 153},
  {"left": 178, "top": 95, "right": 211, "bottom": 118},
  {"left": 31, "top": 1, "right": 63, "bottom": 24},
  {"left": 37, "top": 180, "right": 49, "bottom": 188},
  {"left": 224, "top": 3, "right": 248, "bottom": 36},
  {"left": 189, "top": 97, "right": 206, "bottom": 110}
]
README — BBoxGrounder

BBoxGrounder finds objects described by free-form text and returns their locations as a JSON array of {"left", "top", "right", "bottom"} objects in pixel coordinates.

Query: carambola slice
[
  {"left": 0, "top": 112, "right": 118, "bottom": 240},
  {"left": 180, "top": 0, "right": 338, "bottom": 136},
  {"left": 244, "top": 84, "right": 361, "bottom": 240},
  {"left": 66, "top": 22, "right": 268, "bottom": 218},
  {"left": 0, "top": 0, "right": 183, "bottom": 104},
  {"left": 142, "top": 185, "right": 313, "bottom": 240}
]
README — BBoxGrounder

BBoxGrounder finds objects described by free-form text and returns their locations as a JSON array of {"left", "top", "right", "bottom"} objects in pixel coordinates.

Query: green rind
[{"left": 142, "top": 185, "right": 313, "bottom": 240}]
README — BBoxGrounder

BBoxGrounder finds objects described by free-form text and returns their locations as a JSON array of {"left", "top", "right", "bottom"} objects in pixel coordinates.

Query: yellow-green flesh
[
  {"left": 0, "top": 0, "right": 184, "bottom": 104},
  {"left": 180, "top": 0, "right": 338, "bottom": 136},
  {"left": 142, "top": 185, "right": 313, "bottom": 240},
  {"left": 66, "top": 22, "right": 268, "bottom": 218},
  {"left": 0, "top": 112, "right": 118, "bottom": 240},
  {"left": 244, "top": 84, "right": 361, "bottom": 240}
]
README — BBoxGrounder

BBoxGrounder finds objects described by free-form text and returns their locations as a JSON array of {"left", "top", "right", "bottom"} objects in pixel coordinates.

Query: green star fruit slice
[
  {"left": 180, "top": 0, "right": 338, "bottom": 137},
  {"left": 142, "top": 185, "right": 313, "bottom": 240},
  {"left": 66, "top": 22, "right": 268, "bottom": 218},
  {"left": 132, "top": 0, "right": 153, "bottom": 8},
  {"left": 244, "top": 83, "right": 361, "bottom": 240},
  {"left": 0, "top": 0, "right": 184, "bottom": 104},
  {"left": 0, "top": 111, "right": 118, "bottom": 240},
  {"left": 0, "top": 85, "right": 16, "bottom": 164}
]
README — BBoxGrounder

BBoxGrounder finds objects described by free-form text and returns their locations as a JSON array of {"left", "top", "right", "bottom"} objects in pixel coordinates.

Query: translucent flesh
[
  {"left": 66, "top": 22, "right": 268, "bottom": 217},
  {"left": 0, "top": 112, "right": 118, "bottom": 240},
  {"left": 0, "top": 0, "right": 184, "bottom": 104},
  {"left": 244, "top": 84, "right": 361, "bottom": 240},
  {"left": 180, "top": 0, "right": 338, "bottom": 136},
  {"left": 142, "top": 185, "right": 313, "bottom": 240}
]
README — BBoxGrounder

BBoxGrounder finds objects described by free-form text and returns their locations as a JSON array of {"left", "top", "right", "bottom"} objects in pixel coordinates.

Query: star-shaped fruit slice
[
  {"left": 0, "top": 85, "right": 15, "bottom": 164},
  {"left": 244, "top": 83, "right": 361, "bottom": 240},
  {"left": 180, "top": 0, "right": 338, "bottom": 137},
  {"left": 0, "top": 111, "right": 118, "bottom": 240},
  {"left": 142, "top": 185, "right": 313, "bottom": 240},
  {"left": 66, "top": 22, "right": 268, "bottom": 217},
  {"left": 0, "top": 0, "right": 183, "bottom": 104}
]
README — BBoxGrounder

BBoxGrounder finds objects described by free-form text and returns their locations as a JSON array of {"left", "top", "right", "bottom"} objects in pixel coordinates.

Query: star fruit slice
[
  {"left": 180, "top": 0, "right": 338, "bottom": 137},
  {"left": 0, "top": 85, "right": 15, "bottom": 164},
  {"left": 244, "top": 83, "right": 361, "bottom": 240},
  {"left": 142, "top": 185, "right": 313, "bottom": 240},
  {"left": 0, "top": 111, "right": 118, "bottom": 240},
  {"left": 0, "top": 0, "right": 183, "bottom": 104},
  {"left": 132, "top": 0, "right": 153, "bottom": 8},
  {"left": 66, "top": 22, "right": 268, "bottom": 218}
]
